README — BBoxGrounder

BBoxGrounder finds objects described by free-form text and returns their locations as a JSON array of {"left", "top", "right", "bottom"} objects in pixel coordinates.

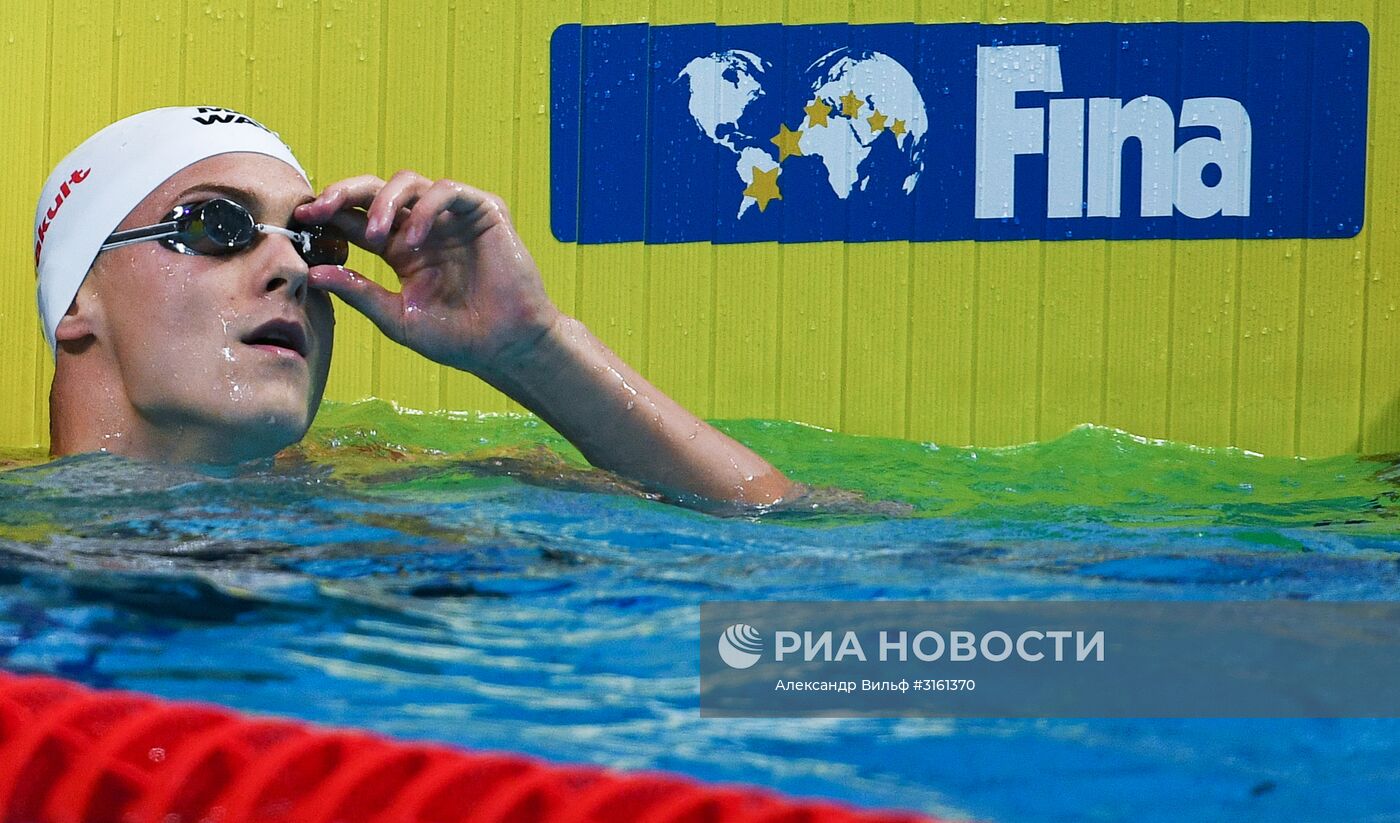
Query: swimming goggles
[{"left": 99, "top": 198, "right": 349, "bottom": 267}]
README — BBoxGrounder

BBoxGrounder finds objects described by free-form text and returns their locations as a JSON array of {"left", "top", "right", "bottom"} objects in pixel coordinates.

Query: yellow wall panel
[
  {"left": 906, "top": 241, "right": 976, "bottom": 445},
  {"left": 441, "top": 0, "right": 522, "bottom": 414},
  {"left": 376, "top": 0, "right": 449, "bottom": 411},
  {"left": 184, "top": 0, "right": 251, "bottom": 111},
  {"left": 1235, "top": 239, "right": 1301, "bottom": 454},
  {"left": 974, "top": 243, "right": 1043, "bottom": 445},
  {"left": 1105, "top": 244, "right": 1173, "bottom": 438},
  {"left": 42, "top": 0, "right": 118, "bottom": 445},
  {"left": 248, "top": 0, "right": 319, "bottom": 167},
  {"left": 1363, "top": 3, "right": 1400, "bottom": 453},
  {"left": 1117, "top": 0, "right": 1172, "bottom": 24},
  {"left": 845, "top": 242, "right": 910, "bottom": 438},
  {"left": 314, "top": 0, "right": 382, "bottom": 404},
  {"left": 3, "top": 0, "right": 1396, "bottom": 460},
  {"left": 1170, "top": 238, "right": 1237, "bottom": 448},
  {"left": 115, "top": 0, "right": 182, "bottom": 113},
  {"left": 0, "top": 5, "right": 49, "bottom": 449}
]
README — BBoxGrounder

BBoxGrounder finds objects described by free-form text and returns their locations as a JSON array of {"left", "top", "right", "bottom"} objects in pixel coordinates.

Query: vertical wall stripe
[
  {"left": 1360, "top": 0, "right": 1397, "bottom": 452},
  {"left": 0, "top": 4, "right": 48, "bottom": 449},
  {"left": 314, "top": 0, "right": 382, "bottom": 404}
]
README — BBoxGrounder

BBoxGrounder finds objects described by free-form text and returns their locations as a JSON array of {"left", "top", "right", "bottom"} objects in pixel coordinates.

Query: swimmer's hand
[
  {"left": 293, "top": 172, "right": 560, "bottom": 378},
  {"left": 294, "top": 172, "right": 794, "bottom": 507}
]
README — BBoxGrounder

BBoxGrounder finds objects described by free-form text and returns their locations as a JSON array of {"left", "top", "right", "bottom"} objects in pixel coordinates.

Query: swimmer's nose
[{"left": 258, "top": 234, "right": 310, "bottom": 304}]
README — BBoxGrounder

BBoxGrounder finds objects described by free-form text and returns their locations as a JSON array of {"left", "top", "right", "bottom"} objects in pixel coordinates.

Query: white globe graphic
[
  {"left": 718, "top": 623, "right": 763, "bottom": 669},
  {"left": 802, "top": 47, "right": 929, "bottom": 198},
  {"left": 677, "top": 46, "right": 928, "bottom": 218},
  {"left": 677, "top": 49, "right": 768, "bottom": 153}
]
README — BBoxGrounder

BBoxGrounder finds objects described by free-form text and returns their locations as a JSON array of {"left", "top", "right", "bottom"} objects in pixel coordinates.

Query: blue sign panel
[{"left": 550, "top": 22, "right": 1369, "bottom": 244}]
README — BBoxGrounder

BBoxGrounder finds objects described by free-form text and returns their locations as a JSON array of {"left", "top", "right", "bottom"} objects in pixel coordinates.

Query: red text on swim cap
[{"left": 34, "top": 168, "right": 91, "bottom": 266}]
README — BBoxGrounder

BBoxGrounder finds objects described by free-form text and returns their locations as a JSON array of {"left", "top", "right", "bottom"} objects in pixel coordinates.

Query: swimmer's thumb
[{"left": 308, "top": 265, "right": 408, "bottom": 345}]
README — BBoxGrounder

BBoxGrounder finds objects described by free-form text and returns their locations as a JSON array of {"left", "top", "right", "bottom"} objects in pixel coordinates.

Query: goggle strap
[
  {"left": 255, "top": 223, "right": 313, "bottom": 255},
  {"left": 100, "top": 221, "right": 183, "bottom": 250}
]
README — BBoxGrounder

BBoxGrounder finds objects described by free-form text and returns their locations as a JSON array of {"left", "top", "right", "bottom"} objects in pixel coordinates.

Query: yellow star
[
  {"left": 891, "top": 118, "right": 906, "bottom": 137},
  {"left": 743, "top": 165, "right": 782, "bottom": 213},
  {"left": 867, "top": 109, "right": 888, "bottom": 134},
  {"left": 839, "top": 89, "right": 863, "bottom": 118},
  {"left": 770, "top": 123, "right": 804, "bottom": 161},
  {"left": 804, "top": 97, "right": 831, "bottom": 128}
]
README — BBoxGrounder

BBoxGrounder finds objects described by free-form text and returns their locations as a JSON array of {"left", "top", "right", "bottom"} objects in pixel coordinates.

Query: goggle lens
[
  {"left": 294, "top": 225, "right": 350, "bottom": 268},
  {"left": 153, "top": 198, "right": 348, "bottom": 267},
  {"left": 171, "top": 198, "right": 258, "bottom": 254}
]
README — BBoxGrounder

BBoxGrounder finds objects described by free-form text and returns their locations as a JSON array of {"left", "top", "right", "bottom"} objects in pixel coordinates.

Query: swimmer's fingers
[
  {"left": 297, "top": 175, "right": 391, "bottom": 252},
  {"left": 316, "top": 208, "right": 371, "bottom": 250},
  {"left": 307, "top": 265, "right": 408, "bottom": 346},
  {"left": 296, "top": 175, "right": 385, "bottom": 223},
  {"left": 307, "top": 200, "right": 413, "bottom": 261},
  {"left": 299, "top": 171, "right": 433, "bottom": 254},
  {"left": 363, "top": 170, "right": 434, "bottom": 245},
  {"left": 401, "top": 179, "right": 511, "bottom": 248}
]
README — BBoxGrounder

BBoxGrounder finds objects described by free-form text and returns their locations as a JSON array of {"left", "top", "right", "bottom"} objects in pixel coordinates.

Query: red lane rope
[{"left": 0, "top": 673, "right": 947, "bottom": 823}]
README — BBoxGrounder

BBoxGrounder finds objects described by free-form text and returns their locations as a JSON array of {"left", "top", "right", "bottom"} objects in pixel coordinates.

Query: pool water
[{"left": 0, "top": 399, "right": 1395, "bottom": 822}]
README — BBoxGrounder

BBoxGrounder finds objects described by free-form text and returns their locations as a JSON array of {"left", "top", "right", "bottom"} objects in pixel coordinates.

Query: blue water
[{"left": 0, "top": 412, "right": 1396, "bottom": 822}]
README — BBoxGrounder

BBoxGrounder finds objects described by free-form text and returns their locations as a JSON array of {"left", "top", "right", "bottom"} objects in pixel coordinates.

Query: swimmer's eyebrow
[{"left": 171, "top": 183, "right": 312, "bottom": 220}]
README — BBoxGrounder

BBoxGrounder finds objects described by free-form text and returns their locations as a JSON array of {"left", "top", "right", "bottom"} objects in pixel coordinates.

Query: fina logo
[
  {"left": 976, "top": 44, "right": 1251, "bottom": 221},
  {"left": 552, "top": 22, "right": 1369, "bottom": 244},
  {"left": 678, "top": 42, "right": 1251, "bottom": 223},
  {"left": 718, "top": 624, "right": 764, "bottom": 669}
]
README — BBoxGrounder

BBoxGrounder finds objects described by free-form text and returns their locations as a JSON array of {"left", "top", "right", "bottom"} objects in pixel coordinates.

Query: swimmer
[{"left": 36, "top": 106, "right": 793, "bottom": 506}]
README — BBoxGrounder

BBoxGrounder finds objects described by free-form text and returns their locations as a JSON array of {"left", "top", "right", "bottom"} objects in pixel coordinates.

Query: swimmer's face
[{"left": 80, "top": 153, "right": 334, "bottom": 461}]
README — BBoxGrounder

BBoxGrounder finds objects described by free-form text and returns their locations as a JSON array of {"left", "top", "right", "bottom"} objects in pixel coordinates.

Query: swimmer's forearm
[{"left": 479, "top": 316, "right": 794, "bottom": 506}]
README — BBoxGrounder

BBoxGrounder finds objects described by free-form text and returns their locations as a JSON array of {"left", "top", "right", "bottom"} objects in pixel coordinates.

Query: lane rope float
[{"left": 0, "top": 672, "right": 949, "bottom": 823}]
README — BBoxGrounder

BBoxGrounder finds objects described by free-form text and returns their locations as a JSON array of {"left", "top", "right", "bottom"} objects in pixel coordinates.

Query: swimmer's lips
[{"left": 240, "top": 319, "right": 308, "bottom": 359}]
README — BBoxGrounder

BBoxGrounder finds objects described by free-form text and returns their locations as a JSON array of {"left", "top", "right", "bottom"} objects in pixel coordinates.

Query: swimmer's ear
[{"left": 53, "top": 282, "right": 101, "bottom": 345}]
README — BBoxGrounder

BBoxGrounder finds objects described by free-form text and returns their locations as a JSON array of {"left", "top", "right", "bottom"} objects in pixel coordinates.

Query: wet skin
[{"left": 52, "top": 153, "right": 333, "bottom": 465}]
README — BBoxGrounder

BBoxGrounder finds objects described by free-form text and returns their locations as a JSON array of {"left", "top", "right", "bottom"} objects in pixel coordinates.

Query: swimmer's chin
[{"left": 64, "top": 407, "right": 315, "bottom": 468}]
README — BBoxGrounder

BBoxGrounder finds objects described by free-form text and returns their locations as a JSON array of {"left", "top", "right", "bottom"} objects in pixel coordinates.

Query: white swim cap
[{"left": 33, "top": 106, "right": 309, "bottom": 357}]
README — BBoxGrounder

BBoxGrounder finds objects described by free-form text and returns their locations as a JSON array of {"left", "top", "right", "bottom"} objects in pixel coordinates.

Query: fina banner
[
  {"left": 700, "top": 601, "right": 1400, "bottom": 717},
  {"left": 550, "top": 22, "right": 1369, "bottom": 244}
]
